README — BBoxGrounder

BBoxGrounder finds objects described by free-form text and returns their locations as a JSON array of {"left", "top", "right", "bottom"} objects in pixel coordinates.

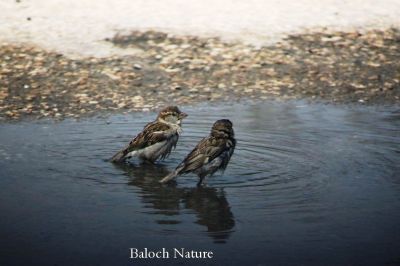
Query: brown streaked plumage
[
  {"left": 160, "top": 119, "right": 236, "bottom": 186},
  {"left": 110, "top": 106, "right": 187, "bottom": 163}
]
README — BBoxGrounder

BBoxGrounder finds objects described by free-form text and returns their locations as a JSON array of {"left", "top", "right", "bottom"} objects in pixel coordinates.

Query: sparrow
[
  {"left": 160, "top": 119, "right": 236, "bottom": 186},
  {"left": 110, "top": 106, "right": 188, "bottom": 163}
]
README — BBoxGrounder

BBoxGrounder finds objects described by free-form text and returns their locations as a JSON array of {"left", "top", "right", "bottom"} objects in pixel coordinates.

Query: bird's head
[
  {"left": 157, "top": 106, "right": 188, "bottom": 125},
  {"left": 211, "top": 119, "right": 234, "bottom": 138}
]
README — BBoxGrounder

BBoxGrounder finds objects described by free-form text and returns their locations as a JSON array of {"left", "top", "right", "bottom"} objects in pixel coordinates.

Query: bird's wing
[
  {"left": 110, "top": 122, "right": 172, "bottom": 162},
  {"left": 125, "top": 122, "right": 171, "bottom": 153},
  {"left": 177, "top": 137, "right": 228, "bottom": 174}
]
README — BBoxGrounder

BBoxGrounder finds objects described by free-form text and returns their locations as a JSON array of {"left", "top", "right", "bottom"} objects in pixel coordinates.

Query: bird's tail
[
  {"left": 110, "top": 149, "right": 127, "bottom": 163},
  {"left": 159, "top": 169, "right": 179, "bottom": 183},
  {"left": 160, "top": 163, "right": 186, "bottom": 183}
]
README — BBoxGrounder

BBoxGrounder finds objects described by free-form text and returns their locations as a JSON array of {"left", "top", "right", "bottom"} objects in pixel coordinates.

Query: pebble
[
  {"left": 133, "top": 64, "right": 142, "bottom": 70},
  {"left": 132, "top": 95, "right": 144, "bottom": 102}
]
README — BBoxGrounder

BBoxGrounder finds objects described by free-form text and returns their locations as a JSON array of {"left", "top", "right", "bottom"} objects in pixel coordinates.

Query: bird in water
[
  {"left": 160, "top": 119, "right": 236, "bottom": 186},
  {"left": 110, "top": 106, "right": 188, "bottom": 163}
]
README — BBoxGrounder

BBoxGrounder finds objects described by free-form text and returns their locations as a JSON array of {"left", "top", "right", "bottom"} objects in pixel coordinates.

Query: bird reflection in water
[{"left": 113, "top": 162, "right": 235, "bottom": 243}]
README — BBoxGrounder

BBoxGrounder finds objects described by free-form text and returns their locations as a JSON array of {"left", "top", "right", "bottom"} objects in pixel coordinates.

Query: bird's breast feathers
[
  {"left": 157, "top": 118, "right": 183, "bottom": 134},
  {"left": 166, "top": 123, "right": 183, "bottom": 136}
]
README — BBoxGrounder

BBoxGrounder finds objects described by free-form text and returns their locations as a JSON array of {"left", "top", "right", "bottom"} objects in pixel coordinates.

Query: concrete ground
[{"left": 1, "top": 0, "right": 399, "bottom": 58}]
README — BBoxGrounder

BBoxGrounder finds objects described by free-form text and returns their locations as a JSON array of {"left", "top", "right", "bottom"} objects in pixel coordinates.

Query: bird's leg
[{"left": 197, "top": 174, "right": 206, "bottom": 187}]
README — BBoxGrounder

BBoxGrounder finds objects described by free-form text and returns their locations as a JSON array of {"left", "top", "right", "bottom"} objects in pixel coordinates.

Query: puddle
[{"left": 0, "top": 101, "right": 399, "bottom": 265}]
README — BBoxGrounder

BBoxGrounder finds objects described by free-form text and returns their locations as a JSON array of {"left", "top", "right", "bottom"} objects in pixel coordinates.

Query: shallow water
[{"left": 1, "top": 101, "right": 400, "bottom": 265}]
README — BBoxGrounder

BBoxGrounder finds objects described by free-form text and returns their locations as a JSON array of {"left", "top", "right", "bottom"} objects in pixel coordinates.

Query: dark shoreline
[{"left": 1, "top": 28, "right": 399, "bottom": 121}]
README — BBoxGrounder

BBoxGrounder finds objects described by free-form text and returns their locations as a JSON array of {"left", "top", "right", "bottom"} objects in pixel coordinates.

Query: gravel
[{"left": 1, "top": 28, "right": 399, "bottom": 121}]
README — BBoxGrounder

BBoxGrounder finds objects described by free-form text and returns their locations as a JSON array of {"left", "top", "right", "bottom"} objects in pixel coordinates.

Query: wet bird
[
  {"left": 110, "top": 106, "right": 188, "bottom": 163},
  {"left": 160, "top": 119, "right": 236, "bottom": 186}
]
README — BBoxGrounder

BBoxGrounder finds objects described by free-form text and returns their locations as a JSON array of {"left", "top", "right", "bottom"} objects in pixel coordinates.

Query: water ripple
[{"left": 1, "top": 101, "right": 400, "bottom": 254}]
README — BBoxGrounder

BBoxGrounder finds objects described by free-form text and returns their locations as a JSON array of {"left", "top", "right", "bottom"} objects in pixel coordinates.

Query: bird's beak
[{"left": 179, "top": 112, "right": 188, "bottom": 119}]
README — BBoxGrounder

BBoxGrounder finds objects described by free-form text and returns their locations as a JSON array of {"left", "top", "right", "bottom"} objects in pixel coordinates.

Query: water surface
[{"left": 1, "top": 101, "right": 399, "bottom": 265}]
